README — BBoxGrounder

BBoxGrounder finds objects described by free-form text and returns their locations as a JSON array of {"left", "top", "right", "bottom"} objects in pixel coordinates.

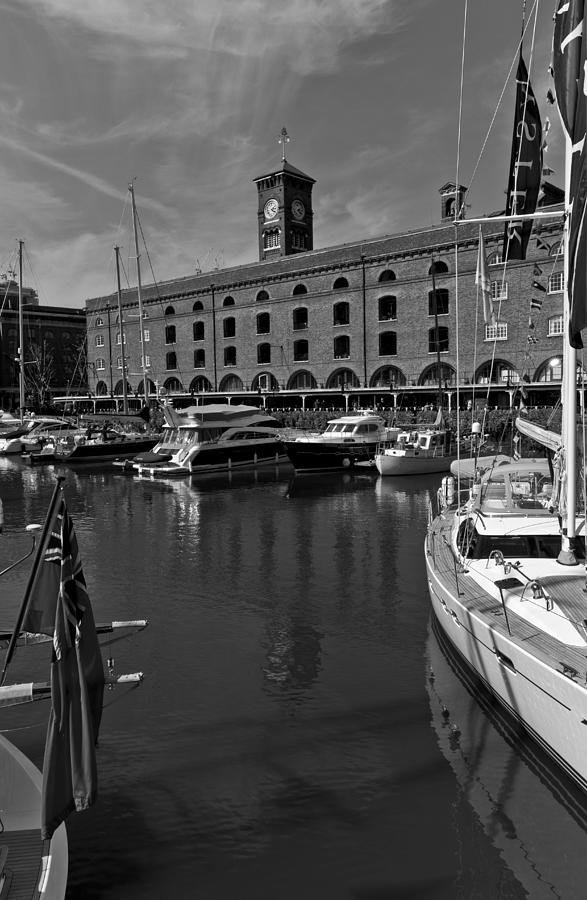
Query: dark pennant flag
[{"left": 503, "top": 55, "right": 543, "bottom": 260}]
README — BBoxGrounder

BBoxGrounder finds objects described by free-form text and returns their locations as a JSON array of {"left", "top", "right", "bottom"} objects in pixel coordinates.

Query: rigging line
[{"left": 457, "top": 0, "right": 540, "bottom": 220}]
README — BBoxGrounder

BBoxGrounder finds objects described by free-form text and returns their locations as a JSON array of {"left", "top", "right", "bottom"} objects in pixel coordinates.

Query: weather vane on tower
[{"left": 279, "top": 126, "right": 290, "bottom": 162}]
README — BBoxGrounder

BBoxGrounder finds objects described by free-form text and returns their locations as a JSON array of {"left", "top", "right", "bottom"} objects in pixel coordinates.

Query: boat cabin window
[{"left": 355, "top": 423, "right": 379, "bottom": 434}]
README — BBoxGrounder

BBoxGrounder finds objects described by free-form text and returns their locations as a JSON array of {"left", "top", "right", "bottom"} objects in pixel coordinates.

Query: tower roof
[{"left": 253, "top": 160, "right": 315, "bottom": 184}]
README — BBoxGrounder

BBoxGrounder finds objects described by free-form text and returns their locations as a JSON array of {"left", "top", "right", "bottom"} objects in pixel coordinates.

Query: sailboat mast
[
  {"left": 430, "top": 258, "right": 443, "bottom": 410},
  {"left": 129, "top": 182, "right": 149, "bottom": 403},
  {"left": 560, "top": 136, "right": 578, "bottom": 561},
  {"left": 114, "top": 246, "right": 129, "bottom": 414},
  {"left": 17, "top": 240, "right": 25, "bottom": 421}
]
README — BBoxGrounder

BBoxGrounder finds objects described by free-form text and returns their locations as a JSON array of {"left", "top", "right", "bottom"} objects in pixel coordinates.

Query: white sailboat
[{"left": 425, "top": 1, "right": 587, "bottom": 792}]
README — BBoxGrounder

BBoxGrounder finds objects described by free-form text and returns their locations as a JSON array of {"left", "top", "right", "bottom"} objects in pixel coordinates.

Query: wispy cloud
[{"left": 0, "top": 134, "right": 170, "bottom": 214}]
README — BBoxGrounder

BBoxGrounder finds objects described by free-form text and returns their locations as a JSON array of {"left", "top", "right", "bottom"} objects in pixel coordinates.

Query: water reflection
[{"left": 427, "top": 617, "right": 587, "bottom": 899}]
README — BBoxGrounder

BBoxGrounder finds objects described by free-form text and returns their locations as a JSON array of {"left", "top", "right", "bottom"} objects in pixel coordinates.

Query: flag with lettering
[
  {"left": 30, "top": 500, "right": 105, "bottom": 840},
  {"left": 503, "top": 55, "right": 543, "bottom": 260},
  {"left": 553, "top": 0, "right": 587, "bottom": 347},
  {"left": 475, "top": 229, "right": 495, "bottom": 324}
]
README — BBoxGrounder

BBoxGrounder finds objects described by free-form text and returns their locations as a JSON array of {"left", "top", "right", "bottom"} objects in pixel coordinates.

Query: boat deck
[
  {"left": 427, "top": 514, "right": 587, "bottom": 681},
  {"left": 0, "top": 830, "right": 46, "bottom": 899}
]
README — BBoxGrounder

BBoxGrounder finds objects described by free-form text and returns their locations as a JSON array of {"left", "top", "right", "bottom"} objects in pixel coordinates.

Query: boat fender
[
  {"left": 439, "top": 475, "right": 455, "bottom": 509},
  {"left": 342, "top": 457, "right": 351, "bottom": 468}
]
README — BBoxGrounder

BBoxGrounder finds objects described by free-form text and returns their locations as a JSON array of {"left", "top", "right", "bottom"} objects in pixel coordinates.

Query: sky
[{"left": 0, "top": 0, "right": 564, "bottom": 309}]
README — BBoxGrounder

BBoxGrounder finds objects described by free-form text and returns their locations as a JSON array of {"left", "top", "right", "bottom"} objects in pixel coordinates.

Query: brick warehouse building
[
  {"left": 84, "top": 161, "right": 566, "bottom": 412},
  {"left": 0, "top": 281, "right": 87, "bottom": 411}
]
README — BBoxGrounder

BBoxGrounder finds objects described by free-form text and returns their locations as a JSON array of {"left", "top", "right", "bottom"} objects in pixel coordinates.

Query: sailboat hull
[{"left": 425, "top": 518, "right": 587, "bottom": 793}]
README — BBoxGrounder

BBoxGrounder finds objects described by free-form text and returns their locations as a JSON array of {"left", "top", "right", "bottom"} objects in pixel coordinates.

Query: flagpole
[{"left": 0, "top": 476, "right": 64, "bottom": 685}]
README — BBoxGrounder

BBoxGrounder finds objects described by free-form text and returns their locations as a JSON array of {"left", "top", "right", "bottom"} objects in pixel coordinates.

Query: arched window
[
  {"left": 379, "top": 331, "right": 397, "bottom": 356},
  {"left": 223, "top": 317, "right": 235, "bottom": 338},
  {"left": 293, "top": 340, "right": 309, "bottom": 362},
  {"left": 333, "top": 276, "right": 349, "bottom": 290},
  {"left": 326, "top": 368, "right": 360, "bottom": 388},
  {"left": 293, "top": 307, "right": 308, "bottom": 330},
  {"left": 164, "top": 377, "right": 183, "bottom": 393},
  {"left": 165, "top": 324, "right": 176, "bottom": 344},
  {"left": 428, "top": 289, "right": 449, "bottom": 316},
  {"left": 378, "top": 296, "right": 396, "bottom": 321},
  {"left": 95, "top": 317, "right": 104, "bottom": 327},
  {"left": 95, "top": 334, "right": 104, "bottom": 347},
  {"left": 256, "top": 312, "right": 270, "bottom": 334},
  {"left": 419, "top": 363, "right": 456, "bottom": 387},
  {"left": 334, "top": 335, "right": 350, "bottom": 359},
  {"left": 333, "top": 302, "right": 349, "bottom": 326},
  {"left": 370, "top": 366, "right": 407, "bottom": 388},
  {"left": 193, "top": 321, "right": 204, "bottom": 341},
  {"left": 292, "top": 283, "right": 308, "bottom": 295},
  {"left": 536, "top": 358, "right": 562, "bottom": 381},
  {"left": 257, "top": 343, "right": 271, "bottom": 364},
  {"left": 291, "top": 230, "right": 306, "bottom": 250},
  {"left": 190, "top": 376, "right": 212, "bottom": 393},
  {"left": 253, "top": 372, "right": 279, "bottom": 391},
  {"left": 263, "top": 229, "right": 280, "bottom": 249},
  {"left": 378, "top": 269, "right": 396, "bottom": 282},
  {"left": 287, "top": 370, "right": 317, "bottom": 389},
  {"left": 165, "top": 305, "right": 175, "bottom": 316},
  {"left": 223, "top": 296, "right": 235, "bottom": 307},
  {"left": 95, "top": 380, "right": 108, "bottom": 394},
  {"left": 193, "top": 301, "right": 204, "bottom": 311},
  {"left": 166, "top": 351, "right": 177, "bottom": 370},
  {"left": 219, "top": 374, "right": 243, "bottom": 392},
  {"left": 224, "top": 346, "right": 236, "bottom": 366},
  {"left": 428, "top": 327, "right": 449, "bottom": 353},
  {"left": 194, "top": 349, "right": 205, "bottom": 368},
  {"left": 256, "top": 289, "right": 269, "bottom": 302},
  {"left": 488, "top": 251, "right": 503, "bottom": 265},
  {"left": 475, "top": 360, "right": 519, "bottom": 384},
  {"left": 429, "top": 261, "right": 449, "bottom": 275},
  {"left": 95, "top": 358, "right": 106, "bottom": 371}
]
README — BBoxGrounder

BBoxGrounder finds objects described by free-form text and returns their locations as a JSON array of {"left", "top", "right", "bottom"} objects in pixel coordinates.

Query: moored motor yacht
[
  {"left": 283, "top": 411, "right": 400, "bottom": 472},
  {"left": 136, "top": 403, "right": 288, "bottom": 477},
  {"left": 0, "top": 417, "right": 78, "bottom": 455}
]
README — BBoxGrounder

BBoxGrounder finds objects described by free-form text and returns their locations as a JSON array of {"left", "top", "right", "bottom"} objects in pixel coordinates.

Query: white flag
[{"left": 475, "top": 229, "right": 495, "bottom": 325}]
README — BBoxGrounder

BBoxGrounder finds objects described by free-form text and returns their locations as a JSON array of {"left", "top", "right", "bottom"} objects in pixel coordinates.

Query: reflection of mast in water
[
  {"left": 263, "top": 616, "right": 324, "bottom": 694},
  {"left": 426, "top": 617, "right": 587, "bottom": 899}
]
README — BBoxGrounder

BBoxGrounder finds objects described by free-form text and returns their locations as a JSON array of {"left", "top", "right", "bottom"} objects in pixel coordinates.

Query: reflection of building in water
[
  {"left": 426, "top": 619, "right": 587, "bottom": 899},
  {"left": 263, "top": 619, "right": 323, "bottom": 692}
]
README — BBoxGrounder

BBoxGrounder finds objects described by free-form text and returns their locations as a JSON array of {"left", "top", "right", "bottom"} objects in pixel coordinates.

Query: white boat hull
[
  {"left": 425, "top": 540, "right": 587, "bottom": 792},
  {"left": 375, "top": 450, "right": 456, "bottom": 476}
]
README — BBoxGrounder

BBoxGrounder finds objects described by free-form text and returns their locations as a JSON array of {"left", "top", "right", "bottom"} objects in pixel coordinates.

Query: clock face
[
  {"left": 291, "top": 199, "right": 305, "bottom": 220},
  {"left": 264, "top": 198, "right": 279, "bottom": 220}
]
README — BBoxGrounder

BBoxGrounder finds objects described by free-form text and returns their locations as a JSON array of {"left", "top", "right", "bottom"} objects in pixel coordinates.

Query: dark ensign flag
[
  {"left": 23, "top": 500, "right": 105, "bottom": 840},
  {"left": 553, "top": 0, "right": 587, "bottom": 348},
  {"left": 502, "top": 55, "right": 543, "bottom": 260}
]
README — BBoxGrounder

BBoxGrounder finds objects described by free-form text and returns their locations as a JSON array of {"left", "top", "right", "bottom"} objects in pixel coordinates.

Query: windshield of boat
[
  {"left": 457, "top": 521, "right": 586, "bottom": 561},
  {"left": 478, "top": 469, "right": 553, "bottom": 511}
]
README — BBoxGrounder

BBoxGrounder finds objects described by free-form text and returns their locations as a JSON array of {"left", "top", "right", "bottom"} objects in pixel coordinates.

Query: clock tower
[{"left": 254, "top": 128, "right": 315, "bottom": 261}]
